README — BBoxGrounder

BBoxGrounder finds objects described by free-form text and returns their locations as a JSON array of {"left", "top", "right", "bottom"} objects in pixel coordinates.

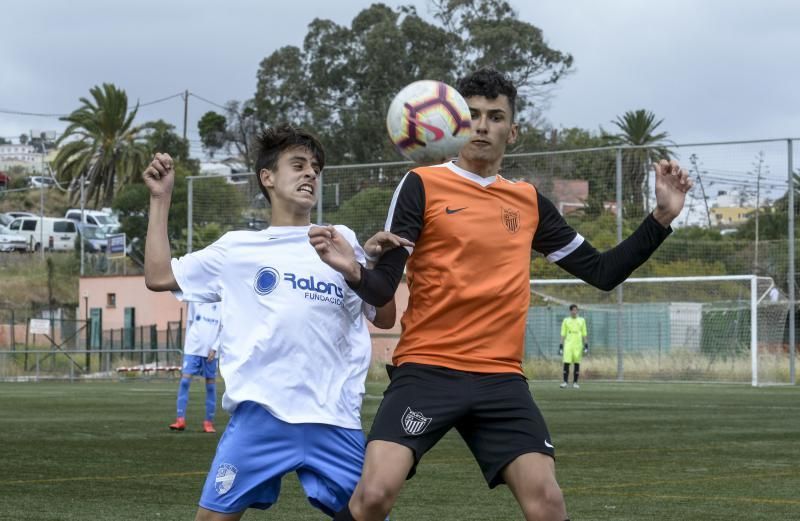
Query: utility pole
[
  {"left": 183, "top": 89, "right": 189, "bottom": 141},
  {"left": 753, "top": 151, "right": 767, "bottom": 273}
]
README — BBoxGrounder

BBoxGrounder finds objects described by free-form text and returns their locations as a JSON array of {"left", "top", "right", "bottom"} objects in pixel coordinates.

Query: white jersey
[
  {"left": 184, "top": 301, "right": 221, "bottom": 357},
  {"left": 171, "top": 225, "right": 374, "bottom": 429}
]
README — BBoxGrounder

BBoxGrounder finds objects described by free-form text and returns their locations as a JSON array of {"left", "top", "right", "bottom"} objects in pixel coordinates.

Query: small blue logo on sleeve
[{"left": 254, "top": 267, "right": 280, "bottom": 295}]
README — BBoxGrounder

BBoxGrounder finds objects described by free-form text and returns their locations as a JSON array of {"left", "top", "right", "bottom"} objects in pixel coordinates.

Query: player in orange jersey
[{"left": 312, "top": 68, "right": 692, "bottom": 521}]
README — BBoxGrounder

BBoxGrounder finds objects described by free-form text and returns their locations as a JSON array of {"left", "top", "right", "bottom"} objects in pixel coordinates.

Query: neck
[
  {"left": 456, "top": 154, "right": 503, "bottom": 178},
  {"left": 269, "top": 201, "right": 312, "bottom": 226}
]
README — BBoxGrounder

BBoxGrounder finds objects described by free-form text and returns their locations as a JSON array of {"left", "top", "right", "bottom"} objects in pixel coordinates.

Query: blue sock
[
  {"left": 176, "top": 377, "right": 191, "bottom": 418},
  {"left": 205, "top": 381, "right": 216, "bottom": 421}
]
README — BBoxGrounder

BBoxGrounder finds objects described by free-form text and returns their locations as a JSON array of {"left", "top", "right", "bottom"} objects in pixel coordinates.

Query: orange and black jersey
[{"left": 351, "top": 161, "right": 671, "bottom": 374}]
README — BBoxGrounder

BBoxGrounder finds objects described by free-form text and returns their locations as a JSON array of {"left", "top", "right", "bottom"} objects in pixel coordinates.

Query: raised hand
[
  {"left": 652, "top": 159, "right": 693, "bottom": 227},
  {"left": 142, "top": 153, "right": 175, "bottom": 198},
  {"left": 309, "top": 226, "right": 362, "bottom": 282}
]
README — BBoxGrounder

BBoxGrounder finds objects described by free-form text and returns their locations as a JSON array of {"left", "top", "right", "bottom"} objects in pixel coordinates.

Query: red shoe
[
  {"left": 202, "top": 420, "right": 216, "bottom": 433},
  {"left": 169, "top": 417, "right": 186, "bottom": 431}
]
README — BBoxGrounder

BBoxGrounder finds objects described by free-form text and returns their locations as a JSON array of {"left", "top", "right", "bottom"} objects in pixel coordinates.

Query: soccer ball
[{"left": 386, "top": 80, "right": 472, "bottom": 164}]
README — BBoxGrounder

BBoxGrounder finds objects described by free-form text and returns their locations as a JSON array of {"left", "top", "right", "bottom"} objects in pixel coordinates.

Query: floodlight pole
[{"left": 36, "top": 134, "right": 45, "bottom": 261}]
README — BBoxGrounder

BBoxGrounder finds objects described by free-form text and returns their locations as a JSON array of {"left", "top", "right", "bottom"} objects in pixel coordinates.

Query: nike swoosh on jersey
[
  {"left": 409, "top": 116, "right": 445, "bottom": 141},
  {"left": 445, "top": 207, "right": 467, "bottom": 214}
]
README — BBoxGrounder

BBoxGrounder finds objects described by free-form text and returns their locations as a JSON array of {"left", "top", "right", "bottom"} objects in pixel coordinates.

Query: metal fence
[{"left": 184, "top": 138, "right": 798, "bottom": 384}]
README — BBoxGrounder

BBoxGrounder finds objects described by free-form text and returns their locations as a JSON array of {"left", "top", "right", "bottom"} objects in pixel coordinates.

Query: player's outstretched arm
[
  {"left": 143, "top": 153, "right": 180, "bottom": 291},
  {"left": 537, "top": 160, "right": 693, "bottom": 291}
]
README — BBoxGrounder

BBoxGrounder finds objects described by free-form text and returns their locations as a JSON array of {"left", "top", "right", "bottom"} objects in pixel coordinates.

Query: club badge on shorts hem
[
  {"left": 215, "top": 463, "right": 238, "bottom": 495},
  {"left": 401, "top": 407, "right": 432, "bottom": 435}
]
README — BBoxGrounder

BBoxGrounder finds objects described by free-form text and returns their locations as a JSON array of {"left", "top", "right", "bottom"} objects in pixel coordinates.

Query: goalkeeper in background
[{"left": 559, "top": 304, "right": 588, "bottom": 388}]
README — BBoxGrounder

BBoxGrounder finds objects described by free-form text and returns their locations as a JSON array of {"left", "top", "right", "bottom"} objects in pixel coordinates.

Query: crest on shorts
[
  {"left": 214, "top": 463, "right": 238, "bottom": 495},
  {"left": 401, "top": 407, "right": 432, "bottom": 435},
  {"left": 501, "top": 207, "right": 520, "bottom": 233}
]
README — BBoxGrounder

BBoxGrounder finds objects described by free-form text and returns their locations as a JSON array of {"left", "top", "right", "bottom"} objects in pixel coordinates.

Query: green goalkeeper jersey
[{"left": 561, "top": 317, "right": 587, "bottom": 350}]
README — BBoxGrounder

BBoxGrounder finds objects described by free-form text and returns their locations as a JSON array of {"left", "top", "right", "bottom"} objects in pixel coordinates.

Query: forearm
[
  {"left": 347, "top": 247, "right": 408, "bottom": 307},
  {"left": 557, "top": 213, "right": 671, "bottom": 291},
  {"left": 144, "top": 196, "right": 179, "bottom": 291},
  {"left": 371, "top": 299, "right": 397, "bottom": 329}
]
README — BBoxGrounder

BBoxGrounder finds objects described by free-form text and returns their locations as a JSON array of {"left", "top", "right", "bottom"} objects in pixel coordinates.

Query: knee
[
  {"left": 521, "top": 481, "right": 565, "bottom": 518},
  {"left": 354, "top": 481, "right": 398, "bottom": 514}
]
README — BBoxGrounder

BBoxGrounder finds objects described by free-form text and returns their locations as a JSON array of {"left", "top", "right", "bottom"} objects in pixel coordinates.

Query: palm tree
[
  {"left": 54, "top": 84, "right": 152, "bottom": 207},
  {"left": 605, "top": 109, "right": 673, "bottom": 216}
]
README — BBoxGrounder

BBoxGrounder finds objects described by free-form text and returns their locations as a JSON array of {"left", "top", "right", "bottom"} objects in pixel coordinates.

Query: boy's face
[
  {"left": 260, "top": 146, "right": 321, "bottom": 211},
  {"left": 460, "top": 94, "right": 518, "bottom": 165},
  {"left": 571, "top": 307, "right": 578, "bottom": 317}
]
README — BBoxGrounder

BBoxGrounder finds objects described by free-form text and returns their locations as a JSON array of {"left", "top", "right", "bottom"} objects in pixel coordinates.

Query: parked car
[
  {"left": 27, "top": 176, "right": 56, "bottom": 188},
  {"left": 77, "top": 223, "right": 108, "bottom": 253},
  {"left": 4, "top": 211, "right": 37, "bottom": 220},
  {"left": 6, "top": 217, "right": 79, "bottom": 251},
  {"left": 0, "top": 229, "right": 28, "bottom": 252},
  {"left": 64, "top": 209, "right": 120, "bottom": 233}
]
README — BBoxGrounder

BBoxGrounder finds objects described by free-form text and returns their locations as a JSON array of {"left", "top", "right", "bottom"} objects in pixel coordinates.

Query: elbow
[{"left": 372, "top": 315, "right": 396, "bottom": 330}]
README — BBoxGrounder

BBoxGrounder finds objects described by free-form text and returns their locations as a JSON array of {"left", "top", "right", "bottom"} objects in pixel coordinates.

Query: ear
[
  {"left": 259, "top": 168, "right": 275, "bottom": 190},
  {"left": 506, "top": 122, "right": 519, "bottom": 145}
]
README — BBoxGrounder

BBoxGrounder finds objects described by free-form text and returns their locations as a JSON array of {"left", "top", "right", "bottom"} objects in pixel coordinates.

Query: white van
[
  {"left": 64, "top": 209, "right": 120, "bottom": 233},
  {"left": 7, "top": 217, "right": 79, "bottom": 252}
]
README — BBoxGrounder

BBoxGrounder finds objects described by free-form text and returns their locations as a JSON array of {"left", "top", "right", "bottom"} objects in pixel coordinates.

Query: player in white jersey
[
  {"left": 142, "top": 125, "right": 410, "bottom": 521},
  {"left": 169, "top": 301, "right": 221, "bottom": 433}
]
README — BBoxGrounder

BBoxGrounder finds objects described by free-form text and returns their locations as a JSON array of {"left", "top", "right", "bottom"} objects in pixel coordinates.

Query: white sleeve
[{"left": 170, "top": 234, "right": 230, "bottom": 302}]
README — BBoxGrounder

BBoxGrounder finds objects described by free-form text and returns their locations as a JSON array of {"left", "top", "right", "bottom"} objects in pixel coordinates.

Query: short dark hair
[
  {"left": 457, "top": 68, "right": 517, "bottom": 120},
  {"left": 569, "top": 304, "right": 578, "bottom": 311},
  {"left": 254, "top": 124, "right": 326, "bottom": 203}
]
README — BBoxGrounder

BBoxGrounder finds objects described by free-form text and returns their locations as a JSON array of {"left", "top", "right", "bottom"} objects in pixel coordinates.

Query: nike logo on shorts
[{"left": 544, "top": 440, "right": 554, "bottom": 449}]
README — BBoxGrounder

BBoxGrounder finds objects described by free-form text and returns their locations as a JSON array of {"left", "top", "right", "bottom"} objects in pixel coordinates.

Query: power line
[{"left": 189, "top": 92, "right": 230, "bottom": 112}]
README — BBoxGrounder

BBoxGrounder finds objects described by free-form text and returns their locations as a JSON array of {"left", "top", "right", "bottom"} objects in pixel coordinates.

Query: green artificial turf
[{"left": 1, "top": 380, "right": 798, "bottom": 520}]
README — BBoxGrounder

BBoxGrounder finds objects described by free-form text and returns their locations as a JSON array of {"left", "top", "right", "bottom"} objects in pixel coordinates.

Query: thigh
[
  {"left": 183, "top": 354, "right": 204, "bottom": 377},
  {"left": 368, "top": 364, "right": 469, "bottom": 479},
  {"left": 203, "top": 357, "right": 218, "bottom": 379},
  {"left": 198, "top": 402, "right": 302, "bottom": 513},
  {"left": 564, "top": 345, "right": 581, "bottom": 364},
  {"left": 456, "top": 374, "right": 555, "bottom": 488},
  {"left": 298, "top": 425, "right": 367, "bottom": 516}
]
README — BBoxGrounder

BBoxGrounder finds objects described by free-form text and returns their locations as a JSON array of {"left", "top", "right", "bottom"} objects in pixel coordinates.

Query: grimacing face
[
  {"left": 259, "top": 147, "right": 321, "bottom": 210},
  {"left": 459, "top": 94, "right": 518, "bottom": 165}
]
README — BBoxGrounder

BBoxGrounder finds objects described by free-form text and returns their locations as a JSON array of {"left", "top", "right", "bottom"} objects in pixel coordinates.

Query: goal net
[{"left": 526, "top": 275, "right": 791, "bottom": 386}]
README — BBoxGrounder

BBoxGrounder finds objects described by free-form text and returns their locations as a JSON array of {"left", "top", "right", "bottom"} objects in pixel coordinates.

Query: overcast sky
[{"left": 2, "top": 0, "right": 798, "bottom": 156}]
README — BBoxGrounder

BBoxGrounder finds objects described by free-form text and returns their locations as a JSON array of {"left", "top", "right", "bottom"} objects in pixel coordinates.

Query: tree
[
  {"left": 252, "top": 1, "right": 573, "bottom": 164},
  {"left": 605, "top": 109, "right": 673, "bottom": 217},
  {"left": 146, "top": 119, "right": 191, "bottom": 164},
  {"left": 0, "top": 137, "right": 7, "bottom": 145},
  {"left": 53, "top": 83, "right": 153, "bottom": 207},
  {"left": 198, "top": 111, "right": 228, "bottom": 158},
  {"left": 18, "top": 134, "right": 29, "bottom": 145}
]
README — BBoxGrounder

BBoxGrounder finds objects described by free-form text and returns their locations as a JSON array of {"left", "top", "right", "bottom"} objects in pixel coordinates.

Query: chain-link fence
[{"left": 186, "top": 138, "right": 799, "bottom": 384}]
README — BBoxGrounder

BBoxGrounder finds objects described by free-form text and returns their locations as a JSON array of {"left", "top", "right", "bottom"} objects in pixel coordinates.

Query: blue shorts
[
  {"left": 198, "top": 401, "right": 366, "bottom": 516},
  {"left": 182, "top": 354, "right": 217, "bottom": 379}
]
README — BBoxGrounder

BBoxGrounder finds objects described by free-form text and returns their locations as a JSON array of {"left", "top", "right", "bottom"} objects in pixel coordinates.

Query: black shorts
[{"left": 368, "top": 363, "right": 555, "bottom": 488}]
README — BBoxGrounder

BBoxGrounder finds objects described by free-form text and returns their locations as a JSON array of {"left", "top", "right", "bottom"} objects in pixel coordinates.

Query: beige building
[{"left": 78, "top": 274, "right": 409, "bottom": 362}]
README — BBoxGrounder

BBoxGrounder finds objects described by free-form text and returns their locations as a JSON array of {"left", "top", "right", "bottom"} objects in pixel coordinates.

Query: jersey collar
[{"left": 445, "top": 160, "right": 501, "bottom": 188}]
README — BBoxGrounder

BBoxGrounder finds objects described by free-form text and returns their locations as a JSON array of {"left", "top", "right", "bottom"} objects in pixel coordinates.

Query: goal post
[{"left": 528, "top": 275, "right": 791, "bottom": 386}]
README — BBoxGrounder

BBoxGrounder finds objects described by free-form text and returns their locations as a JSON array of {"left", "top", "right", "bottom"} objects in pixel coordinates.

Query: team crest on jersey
[
  {"left": 501, "top": 207, "right": 520, "bottom": 233},
  {"left": 254, "top": 267, "right": 280, "bottom": 295},
  {"left": 401, "top": 407, "right": 432, "bottom": 435},
  {"left": 214, "top": 463, "right": 238, "bottom": 495}
]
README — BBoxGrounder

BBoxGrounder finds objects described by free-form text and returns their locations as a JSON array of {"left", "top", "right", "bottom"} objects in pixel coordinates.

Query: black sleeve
[
  {"left": 556, "top": 215, "right": 672, "bottom": 291},
  {"left": 347, "top": 172, "right": 424, "bottom": 307}
]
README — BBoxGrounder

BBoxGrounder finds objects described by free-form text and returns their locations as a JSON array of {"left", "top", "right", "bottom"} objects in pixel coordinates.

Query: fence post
[
  {"left": 317, "top": 172, "right": 324, "bottom": 225},
  {"left": 788, "top": 139, "right": 796, "bottom": 385},
  {"left": 615, "top": 147, "right": 624, "bottom": 381},
  {"left": 187, "top": 177, "right": 194, "bottom": 254}
]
